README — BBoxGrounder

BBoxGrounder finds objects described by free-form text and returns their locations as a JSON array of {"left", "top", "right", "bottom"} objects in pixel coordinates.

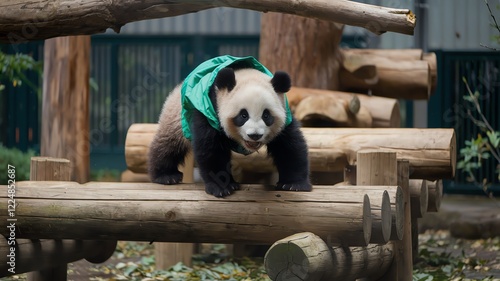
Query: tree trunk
[
  {"left": 41, "top": 36, "right": 90, "bottom": 183},
  {"left": 0, "top": 0, "right": 415, "bottom": 43},
  {"left": 259, "top": 13, "right": 344, "bottom": 90}
]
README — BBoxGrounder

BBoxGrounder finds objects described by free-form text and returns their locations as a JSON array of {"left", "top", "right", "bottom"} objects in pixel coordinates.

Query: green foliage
[
  {"left": 0, "top": 144, "right": 37, "bottom": 184},
  {"left": 456, "top": 79, "right": 500, "bottom": 193},
  {"left": 0, "top": 51, "right": 42, "bottom": 93}
]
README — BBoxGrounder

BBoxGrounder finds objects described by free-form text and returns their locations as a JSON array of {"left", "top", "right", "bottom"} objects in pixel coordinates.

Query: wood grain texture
[
  {"left": 287, "top": 87, "right": 401, "bottom": 128},
  {"left": 426, "top": 180, "right": 443, "bottom": 212},
  {"left": 125, "top": 125, "right": 456, "bottom": 180},
  {"left": 41, "top": 36, "right": 90, "bottom": 183},
  {"left": 0, "top": 182, "right": 373, "bottom": 246},
  {"left": 409, "top": 179, "right": 428, "bottom": 218},
  {"left": 260, "top": 13, "right": 344, "bottom": 90},
  {"left": 0, "top": 0, "right": 415, "bottom": 43},
  {"left": 264, "top": 232, "right": 394, "bottom": 281}
]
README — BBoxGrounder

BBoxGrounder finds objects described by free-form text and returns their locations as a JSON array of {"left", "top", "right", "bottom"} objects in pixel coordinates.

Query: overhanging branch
[{"left": 0, "top": 0, "right": 415, "bottom": 43}]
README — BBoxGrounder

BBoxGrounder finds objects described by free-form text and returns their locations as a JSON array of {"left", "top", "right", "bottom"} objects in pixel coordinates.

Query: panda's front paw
[
  {"left": 276, "top": 181, "right": 312, "bottom": 192},
  {"left": 152, "top": 172, "right": 183, "bottom": 185},
  {"left": 205, "top": 181, "right": 240, "bottom": 197}
]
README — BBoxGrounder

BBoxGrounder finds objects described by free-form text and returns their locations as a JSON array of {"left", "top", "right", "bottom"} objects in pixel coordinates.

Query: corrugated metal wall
[{"left": 428, "top": 0, "right": 500, "bottom": 50}]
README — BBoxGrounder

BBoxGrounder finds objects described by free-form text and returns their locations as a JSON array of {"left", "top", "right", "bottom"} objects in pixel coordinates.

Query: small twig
[
  {"left": 484, "top": 0, "right": 500, "bottom": 34},
  {"left": 463, "top": 78, "right": 496, "bottom": 133},
  {"left": 479, "top": 43, "right": 499, "bottom": 51}
]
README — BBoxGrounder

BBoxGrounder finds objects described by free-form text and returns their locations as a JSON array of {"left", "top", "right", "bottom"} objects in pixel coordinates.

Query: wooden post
[
  {"left": 27, "top": 157, "right": 71, "bottom": 281},
  {"left": 395, "top": 160, "right": 413, "bottom": 279},
  {"left": 155, "top": 153, "right": 195, "bottom": 269},
  {"left": 41, "top": 36, "right": 90, "bottom": 183},
  {"left": 26, "top": 157, "right": 116, "bottom": 281},
  {"left": 356, "top": 151, "right": 401, "bottom": 281}
]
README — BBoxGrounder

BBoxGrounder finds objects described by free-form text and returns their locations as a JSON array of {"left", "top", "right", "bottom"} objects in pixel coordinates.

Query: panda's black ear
[
  {"left": 215, "top": 67, "right": 236, "bottom": 92},
  {"left": 271, "top": 71, "right": 291, "bottom": 94}
]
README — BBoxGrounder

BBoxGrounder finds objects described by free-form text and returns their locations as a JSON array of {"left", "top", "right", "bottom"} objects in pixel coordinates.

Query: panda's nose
[{"left": 248, "top": 134, "right": 263, "bottom": 141}]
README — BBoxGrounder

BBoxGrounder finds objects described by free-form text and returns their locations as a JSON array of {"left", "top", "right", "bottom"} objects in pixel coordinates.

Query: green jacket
[{"left": 181, "top": 55, "right": 293, "bottom": 152}]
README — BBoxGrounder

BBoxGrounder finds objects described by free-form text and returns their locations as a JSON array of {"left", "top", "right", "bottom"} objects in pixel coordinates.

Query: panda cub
[{"left": 149, "top": 56, "right": 311, "bottom": 197}]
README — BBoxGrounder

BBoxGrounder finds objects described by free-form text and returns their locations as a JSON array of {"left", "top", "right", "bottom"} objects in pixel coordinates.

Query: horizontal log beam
[
  {"left": 0, "top": 182, "right": 379, "bottom": 246},
  {"left": 0, "top": 0, "right": 415, "bottom": 43},
  {"left": 126, "top": 125, "right": 456, "bottom": 180},
  {"left": 287, "top": 87, "right": 401, "bottom": 128}
]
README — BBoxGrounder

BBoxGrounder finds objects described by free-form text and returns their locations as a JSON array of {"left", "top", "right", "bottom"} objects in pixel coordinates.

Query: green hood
[{"left": 180, "top": 55, "right": 293, "bottom": 141}]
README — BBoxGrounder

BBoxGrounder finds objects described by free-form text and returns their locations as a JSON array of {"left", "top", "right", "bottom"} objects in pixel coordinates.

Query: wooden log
[
  {"left": 339, "top": 58, "right": 431, "bottom": 100},
  {"left": 294, "top": 95, "right": 373, "bottom": 128},
  {"left": 121, "top": 169, "right": 150, "bottom": 182},
  {"left": 409, "top": 179, "right": 428, "bottom": 218},
  {"left": 25, "top": 157, "right": 115, "bottom": 281},
  {"left": 394, "top": 159, "right": 413, "bottom": 280},
  {"left": 41, "top": 36, "right": 90, "bottom": 183},
  {"left": 356, "top": 151, "right": 397, "bottom": 186},
  {"left": 0, "top": 0, "right": 415, "bottom": 43},
  {"left": 155, "top": 152, "right": 195, "bottom": 269},
  {"left": 264, "top": 232, "right": 334, "bottom": 281},
  {"left": 426, "top": 180, "right": 443, "bottom": 212},
  {"left": 0, "top": 238, "right": 116, "bottom": 277},
  {"left": 260, "top": 13, "right": 344, "bottom": 90},
  {"left": 356, "top": 151, "right": 402, "bottom": 281},
  {"left": 264, "top": 232, "right": 394, "bottom": 281},
  {"left": 335, "top": 186, "right": 403, "bottom": 241},
  {"left": 287, "top": 87, "right": 400, "bottom": 128},
  {"left": 331, "top": 187, "right": 392, "bottom": 244},
  {"left": 125, "top": 125, "right": 457, "bottom": 180},
  {"left": 342, "top": 49, "right": 423, "bottom": 64},
  {"left": 423, "top": 53, "right": 438, "bottom": 93},
  {"left": 0, "top": 182, "right": 373, "bottom": 246}
]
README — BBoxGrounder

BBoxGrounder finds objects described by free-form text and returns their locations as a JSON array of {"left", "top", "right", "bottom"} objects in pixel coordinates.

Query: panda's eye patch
[
  {"left": 233, "top": 109, "right": 249, "bottom": 127},
  {"left": 262, "top": 109, "right": 274, "bottom": 126}
]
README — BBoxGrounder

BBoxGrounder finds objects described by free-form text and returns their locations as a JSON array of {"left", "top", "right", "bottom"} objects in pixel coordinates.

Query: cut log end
[
  {"left": 409, "top": 179, "right": 428, "bottom": 218},
  {"left": 427, "top": 180, "right": 443, "bottom": 212},
  {"left": 264, "top": 232, "right": 334, "bottom": 281}
]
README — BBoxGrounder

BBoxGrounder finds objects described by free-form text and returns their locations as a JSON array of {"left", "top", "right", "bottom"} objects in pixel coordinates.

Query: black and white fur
[{"left": 149, "top": 67, "right": 311, "bottom": 197}]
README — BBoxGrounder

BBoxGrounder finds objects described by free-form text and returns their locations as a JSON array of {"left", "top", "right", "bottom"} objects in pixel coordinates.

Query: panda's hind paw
[
  {"left": 152, "top": 172, "right": 183, "bottom": 185},
  {"left": 276, "top": 181, "right": 312, "bottom": 192}
]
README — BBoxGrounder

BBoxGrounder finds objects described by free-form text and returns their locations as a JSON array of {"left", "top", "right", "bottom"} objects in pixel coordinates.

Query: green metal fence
[
  {"left": 3, "top": 39, "right": 499, "bottom": 194},
  {"left": 429, "top": 50, "right": 500, "bottom": 194}
]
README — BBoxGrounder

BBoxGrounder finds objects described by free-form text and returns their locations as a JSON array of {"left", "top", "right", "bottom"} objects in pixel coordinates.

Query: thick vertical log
[
  {"left": 26, "top": 157, "right": 116, "bottom": 281},
  {"left": 259, "top": 13, "right": 343, "bottom": 90},
  {"left": 41, "top": 36, "right": 90, "bottom": 183},
  {"left": 27, "top": 157, "right": 71, "bottom": 281},
  {"left": 155, "top": 153, "right": 195, "bottom": 269},
  {"left": 356, "top": 151, "right": 399, "bottom": 281},
  {"left": 395, "top": 160, "right": 413, "bottom": 280}
]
